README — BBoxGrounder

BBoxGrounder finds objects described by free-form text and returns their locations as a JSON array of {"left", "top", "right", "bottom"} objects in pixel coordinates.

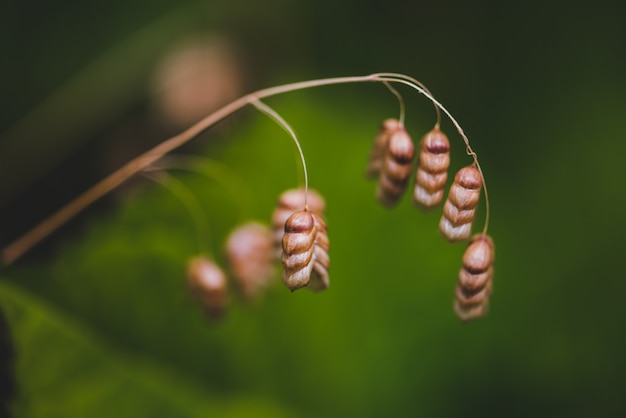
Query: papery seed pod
[
  {"left": 225, "top": 222, "right": 275, "bottom": 302},
  {"left": 376, "top": 128, "right": 415, "bottom": 207},
  {"left": 454, "top": 234, "right": 495, "bottom": 322},
  {"left": 281, "top": 210, "right": 330, "bottom": 292},
  {"left": 272, "top": 188, "right": 325, "bottom": 259},
  {"left": 366, "top": 118, "right": 402, "bottom": 179},
  {"left": 186, "top": 256, "right": 228, "bottom": 320},
  {"left": 414, "top": 128, "right": 450, "bottom": 209},
  {"left": 439, "top": 165, "right": 482, "bottom": 242}
]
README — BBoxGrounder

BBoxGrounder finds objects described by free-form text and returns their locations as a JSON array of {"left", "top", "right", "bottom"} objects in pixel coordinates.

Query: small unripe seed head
[
  {"left": 225, "top": 222, "right": 275, "bottom": 302},
  {"left": 186, "top": 256, "right": 228, "bottom": 320}
]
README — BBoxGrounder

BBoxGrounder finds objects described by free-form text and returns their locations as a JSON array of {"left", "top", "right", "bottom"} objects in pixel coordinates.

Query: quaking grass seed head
[
  {"left": 439, "top": 164, "right": 482, "bottom": 242},
  {"left": 366, "top": 118, "right": 402, "bottom": 179},
  {"left": 414, "top": 128, "right": 450, "bottom": 209},
  {"left": 225, "top": 222, "right": 275, "bottom": 302},
  {"left": 454, "top": 234, "right": 495, "bottom": 322},
  {"left": 281, "top": 209, "right": 330, "bottom": 292},
  {"left": 186, "top": 256, "right": 229, "bottom": 320},
  {"left": 376, "top": 128, "right": 415, "bottom": 208},
  {"left": 272, "top": 188, "right": 325, "bottom": 260}
]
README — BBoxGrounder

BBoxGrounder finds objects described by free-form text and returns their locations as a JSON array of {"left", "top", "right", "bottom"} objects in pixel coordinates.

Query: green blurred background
[{"left": 1, "top": 0, "right": 626, "bottom": 417}]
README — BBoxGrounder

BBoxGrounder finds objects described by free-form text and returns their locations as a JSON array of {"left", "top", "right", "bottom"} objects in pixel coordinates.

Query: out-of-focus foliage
[{"left": 2, "top": 0, "right": 626, "bottom": 417}]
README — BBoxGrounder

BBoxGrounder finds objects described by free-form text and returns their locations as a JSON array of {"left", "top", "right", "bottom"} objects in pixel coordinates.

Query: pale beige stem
[
  {"left": 1, "top": 72, "right": 487, "bottom": 265},
  {"left": 1, "top": 75, "right": 377, "bottom": 265}
]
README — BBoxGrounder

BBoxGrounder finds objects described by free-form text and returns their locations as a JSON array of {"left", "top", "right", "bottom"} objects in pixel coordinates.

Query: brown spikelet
[
  {"left": 225, "top": 222, "right": 275, "bottom": 302},
  {"left": 281, "top": 210, "right": 330, "bottom": 292},
  {"left": 376, "top": 128, "right": 415, "bottom": 207},
  {"left": 414, "top": 128, "right": 450, "bottom": 209},
  {"left": 272, "top": 188, "right": 325, "bottom": 260},
  {"left": 366, "top": 118, "right": 402, "bottom": 179},
  {"left": 454, "top": 234, "right": 495, "bottom": 322},
  {"left": 439, "top": 165, "right": 482, "bottom": 242},
  {"left": 186, "top": 256, "right": 228, "bottom": 320}
]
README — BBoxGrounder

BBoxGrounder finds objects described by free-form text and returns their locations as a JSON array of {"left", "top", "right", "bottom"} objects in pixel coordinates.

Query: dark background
[{"left": 1, "top": 0, "right": 626, "bottom": 417}]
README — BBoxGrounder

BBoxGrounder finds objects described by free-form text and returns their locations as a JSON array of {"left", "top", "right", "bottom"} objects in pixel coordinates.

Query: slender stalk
[
  {"left": 1, "top": 72, "right": 488, "bottom": 265},
  {"left": 250, "top": 99, "right": 310, "bottom": 208},
  {"left": 147, "top": 155, "right": 256, "bottom": 221},
  {"left": 382, "top": 81, "right": 406, "bottom": 127},
  {"left": 141, "top": 171, "right": 212, "bottom": 257}
]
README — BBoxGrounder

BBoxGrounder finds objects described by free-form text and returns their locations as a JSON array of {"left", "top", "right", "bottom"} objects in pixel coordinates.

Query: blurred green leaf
[{"left": 0, "top": 280, "right": 304, "bottom": 418}]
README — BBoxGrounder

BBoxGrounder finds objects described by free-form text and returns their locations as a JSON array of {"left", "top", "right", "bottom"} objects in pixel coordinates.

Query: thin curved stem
[
  {"left": 141, "top": 171, "right": 212, "bottom": 257},
  {"left": 250, "top": 99, "right": 309, "bottom": 209},
  {"left": 375, "top": 72, "right": 441, "bottom": 129},
  {"left": 383, "top": 81, "right": 406, "bottom": 127},
  {"left": 147, "top": 155, "right": 256, "bottom": 222},
  {"left": 2, "top": 75, "right": 382, "bottom": 265}
]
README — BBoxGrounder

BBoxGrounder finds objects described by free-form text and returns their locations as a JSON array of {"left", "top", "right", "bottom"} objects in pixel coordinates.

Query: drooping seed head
[
  {"left": 366, "top": 118, "right": 402, "bottom": 179},
  {"left": 186, "top": 256, "right": 228, "bottom": 320},
  {"left": 454, "top": 233, "right": 495, "bottom": 322},
  {"left": 376, "top": 128, "right": 415, "bottom": 207},
  {"left": 225, "top": 222, "right": 275, "bottom": 302},
  {"left": 272, "top": 188, "right": 325, "bottom": 259},
  {"left": 281, "top": 210, "right": 330, "bottom": 292},
  {"left": 414, "top": 129, "right": 450, "bottom": 209},
  {"left": 439, "top": 165, "right": 482, "bottom": 242}
]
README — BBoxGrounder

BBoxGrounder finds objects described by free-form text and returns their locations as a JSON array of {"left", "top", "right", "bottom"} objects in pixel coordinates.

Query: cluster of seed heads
[
  {"left": 186, "top": 187, "right": 330, "bottom": 319},
  {"left": 367, "top": 118, "right": 494, "bottom": 321},
  {"left": 1, "top": 73, "right": 496, "bottom": 324}
]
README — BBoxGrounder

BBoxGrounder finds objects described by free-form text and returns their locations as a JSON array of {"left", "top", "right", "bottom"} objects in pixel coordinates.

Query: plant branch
[{"left": 1, "top": 73, "right": 488, "bottom": 265}]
